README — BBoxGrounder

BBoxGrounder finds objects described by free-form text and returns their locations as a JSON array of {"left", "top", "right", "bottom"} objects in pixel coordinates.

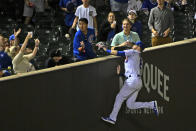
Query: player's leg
[
  {"left": 126, "top": 79, "right": 159, "bottom": 115},
  {"left": 126, "top": 89, "right": 154, "bottom": 109},
  {"left": 108, "top": 79, "right": 136, "bottom": 122}
]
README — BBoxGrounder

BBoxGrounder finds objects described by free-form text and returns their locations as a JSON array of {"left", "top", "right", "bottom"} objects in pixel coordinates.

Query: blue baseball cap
[
  {"left": 9, "top": 34, "right": 15, "bottom": 41},
  {"left": 135, "top": 41, "right": 145, "bottom": 51}
]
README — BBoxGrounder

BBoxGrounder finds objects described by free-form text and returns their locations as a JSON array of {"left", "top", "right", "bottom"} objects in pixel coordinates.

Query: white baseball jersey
[
  {"left": 124, "top": 49, "right": 142, "bottom": 77},
  {"left": 109, "top": 49, "right": 154, "bottom": 122}
]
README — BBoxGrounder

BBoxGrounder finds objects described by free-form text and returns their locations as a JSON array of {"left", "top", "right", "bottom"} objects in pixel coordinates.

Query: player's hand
[
  {"left": 80, "top": 41, "right": 85, "bottom": 48},
  {"left": 117, "top": 65, "right": 120, "bottom": 75}
]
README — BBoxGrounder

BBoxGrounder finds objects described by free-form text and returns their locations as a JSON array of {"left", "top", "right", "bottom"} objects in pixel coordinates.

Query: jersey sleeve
[{"left": 117, "top": 51, "right": 126, "bottom": 57}]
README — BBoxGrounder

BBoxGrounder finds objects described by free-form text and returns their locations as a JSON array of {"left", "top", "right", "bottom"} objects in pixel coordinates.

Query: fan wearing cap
[
  {"left": 45, "top": 49, "right": 71, "bottom": 68},
  {"left": 5, "top": 28, "right": 22, "bottom": 59},
  {"left": 98, "top": 41, "right": 159, "bottom": 125},
  {"left": 127, "top": 9, "right": 142, "bottom": 38}
]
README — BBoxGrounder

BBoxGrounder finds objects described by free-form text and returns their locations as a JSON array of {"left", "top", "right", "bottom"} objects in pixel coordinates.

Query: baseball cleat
[
  {"left": 153, "top": 100, "right": 159, "bottom": 116},
  {"left": 101, "top": 117, "right": 116, "bottom": 125}
]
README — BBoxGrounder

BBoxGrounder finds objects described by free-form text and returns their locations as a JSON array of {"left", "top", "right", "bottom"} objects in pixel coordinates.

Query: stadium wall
[{"left": 0, "top": 38, "right": 196, "bottom": 131}]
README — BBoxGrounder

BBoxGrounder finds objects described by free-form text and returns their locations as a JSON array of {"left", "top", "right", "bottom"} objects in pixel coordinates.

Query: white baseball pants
[{"left": 110, "top": 77, "right": 154, "bottom": 121}]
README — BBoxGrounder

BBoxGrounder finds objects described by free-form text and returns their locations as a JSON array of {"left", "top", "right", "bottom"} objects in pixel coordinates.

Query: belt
[{"left": 126, "top": 74, "right": 141, "bottom": 79}]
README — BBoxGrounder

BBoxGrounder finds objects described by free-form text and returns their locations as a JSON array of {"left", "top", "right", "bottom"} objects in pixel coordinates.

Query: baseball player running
[{"left": 97, "top": 41, "right": 159, "bottom": 125}]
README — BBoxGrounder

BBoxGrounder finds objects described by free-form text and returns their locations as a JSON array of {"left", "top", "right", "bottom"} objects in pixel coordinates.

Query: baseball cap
[
  {"left": 50, "top": 49, "right": 61, "bottom": 57},
  {"left": 128, "top": 9, "right": 137, "bottom": 16},
  {"left": 9, "top": 34, "right": 15, "bottom": 41},
  {"left": 135, "top": 41, "right": 145, "bottom": 50}
]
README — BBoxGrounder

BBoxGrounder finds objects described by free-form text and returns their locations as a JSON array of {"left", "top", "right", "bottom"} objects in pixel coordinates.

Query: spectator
[
  {"left": 59, "top": 0, "right": 82, "bottom": 31},
  {"left": 127, "top": 9, "right": 142, "bottom": 38},
  {"left": 5, "top": 29, "right": 22, "bottom": 59},
  {"left": 111, "top": 18, "right": 140, "bottom": 48},
  {"left": 71, "top": 0, "right": 98, "bottom": 36},
  {"left": 98, "top": 12, "right": 120, "bottom": 44},
  {"left": 73, "top": 18, "right": 96, "bottom": 61},
  {"left": 0, "top": 34, "right": 12, "bottom": 69},
  {"left": 45, "top": 49, "right": 71, "bottom": 68},
  {"left": 148, "top": 0, "right": 174, "bottom": 46},
  {"left": 0, "top": 34, "right": 5, "bottom": 51},
  {"left": 23, "top": 0, "right": 49, "bottom": 24},
  {"left": 0, "top": 64, "right": 11, "bottom": 78},
  {"left": 110, "top": 0, "right": 128, "bottom": 14},
  {"left": 4, "top": 37, "right": 9, "bottom": 47},
  {"left": 141, "top": 0, "right": 157, "bottom": 15},
  {"left": 12, "top": 32, "right": 40, "bottom": 74},
  {"left": 127, "top": 0, "right": 142, "bottom": 12},
  {"left": 0, "top": 48, "right": 12, "bottom": 69}
]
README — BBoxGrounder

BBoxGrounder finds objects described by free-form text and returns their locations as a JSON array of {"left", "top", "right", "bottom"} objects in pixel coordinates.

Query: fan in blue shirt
[
  {"left": 0, "top": 51, "right": 12, "bottom": 69},
  {"left": 73, "top": 18, "right": 96, "bottom": 61},
  {"left": 142, "top": 0, "right": 158, "bottom": 11},
  {"left": 59, "top": 0, "right": 82, "bottom": 27}
]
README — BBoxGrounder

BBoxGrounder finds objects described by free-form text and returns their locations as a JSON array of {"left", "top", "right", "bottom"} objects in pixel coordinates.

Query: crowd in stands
[{"left": 0, "top": 0, "right": 196, "bottom": 78}]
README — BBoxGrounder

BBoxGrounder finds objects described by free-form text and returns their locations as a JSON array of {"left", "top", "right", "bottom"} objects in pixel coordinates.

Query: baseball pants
[{"left": 109, "top": 77, "right": 154, "bottom": 121}]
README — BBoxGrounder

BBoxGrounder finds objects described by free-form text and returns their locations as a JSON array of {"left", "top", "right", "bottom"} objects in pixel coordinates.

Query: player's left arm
[{"left": 102, "top": 47, "right": 125, "bottom": 56}]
